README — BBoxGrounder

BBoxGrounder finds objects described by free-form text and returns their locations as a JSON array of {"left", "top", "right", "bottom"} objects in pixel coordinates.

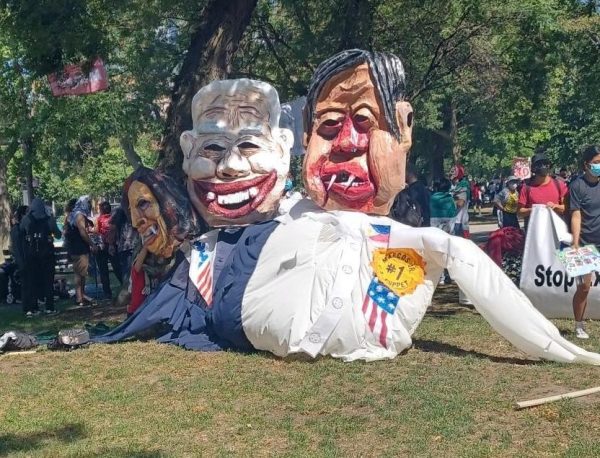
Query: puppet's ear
[
  {"left": 180, "top": 131, "right": 198, "bottom": 159},
  {"left": 395, "top": 101, "right": 413, "bottom": 145}
]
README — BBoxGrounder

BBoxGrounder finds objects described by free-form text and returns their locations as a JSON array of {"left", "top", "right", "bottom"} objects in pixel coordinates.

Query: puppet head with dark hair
[
  {"left": 122, "top": 167, "right": 198, "bottom": 259},
  {"left": 303, "top": 49, "right": 413, "bottom": 215}
]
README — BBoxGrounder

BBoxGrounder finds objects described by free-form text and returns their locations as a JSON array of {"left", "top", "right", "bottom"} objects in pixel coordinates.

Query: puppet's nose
[
  {"left": 331, "top": 117, "right": 369, "bottom": 155},
  {"left": 217, "top": 150, "right": 251, "bottom": 179}
]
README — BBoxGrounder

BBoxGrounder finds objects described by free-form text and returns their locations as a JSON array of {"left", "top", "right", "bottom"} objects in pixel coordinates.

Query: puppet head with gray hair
[{"left": 180, "top": 79, "right": 293, "bottom": 227}]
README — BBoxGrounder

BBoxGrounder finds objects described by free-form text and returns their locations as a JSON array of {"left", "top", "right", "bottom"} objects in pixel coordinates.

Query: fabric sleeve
[
  {"left": 50, "top": 218, "right": 62, "bottom": 239},
  {"left": 128, "top": 267, "right": 146, "bottom": 315},
  {"left": 389, "top": 226, "right": 600, "bottom": 365},
  {"left": 559, "top": 180, "right": 568, "bottom": 203},
  {"left": 569, "top": 180, "right": 582, "bottom": 211},
  {"left": 493, "top": 189, "right": 506, "bottom": 206}
]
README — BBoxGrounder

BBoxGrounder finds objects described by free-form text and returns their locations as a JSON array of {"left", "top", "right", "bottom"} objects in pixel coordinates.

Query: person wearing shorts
[
  {"left": 569, "top": 145, "right": 600, "bottom": 339},
  {"left": 71, "top": 254, "right": 89, "bottom": 278},
  {"left": 65, "top": 196, "right": 97, "bottom": 306}
]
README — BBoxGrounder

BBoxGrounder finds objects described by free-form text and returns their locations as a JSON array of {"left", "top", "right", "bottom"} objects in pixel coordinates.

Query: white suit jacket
[{"left": 238, "top": 199, "right": 600, "bottom": 364}]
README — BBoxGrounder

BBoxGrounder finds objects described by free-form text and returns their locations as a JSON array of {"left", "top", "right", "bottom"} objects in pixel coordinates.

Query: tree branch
[
  {"left": 257, "top": 17, "right": 305, "bottom": 93},
  {"left": 120, "top": 137, "right": 143, "bottom": 170}
]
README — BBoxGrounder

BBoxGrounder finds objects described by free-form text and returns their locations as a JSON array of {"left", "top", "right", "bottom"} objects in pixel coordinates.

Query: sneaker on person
[
  {"left": 26, "top": 311, "right": 33, "bottom": 318},
  {"left": 575, "top": 326, "right": 590, "bottom": 339}
]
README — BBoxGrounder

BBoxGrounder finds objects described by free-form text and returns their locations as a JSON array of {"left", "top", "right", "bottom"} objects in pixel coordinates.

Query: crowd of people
[
  {"left": 401, "top": 147, "right": 600, "bottom": 339},
  {"left": 3, "top": 145, "right": 599, "bottom": 342},
  {"left": 6, "top": 195, "right": 133, "bottom": 317}
]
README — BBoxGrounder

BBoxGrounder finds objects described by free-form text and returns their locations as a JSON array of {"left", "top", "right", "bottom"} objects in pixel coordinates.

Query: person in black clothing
[
  {"left": 405, "top": 165, "right": 430, "bottom": 226},
  {"left": 19, "top": 198, "right": 61, "bottom": 316},
  {"left": 9, "top": 206, "right": 28, "bottom": 270},
  {"left": 6, "top": 206, "right": 28, "bottom": 303}
]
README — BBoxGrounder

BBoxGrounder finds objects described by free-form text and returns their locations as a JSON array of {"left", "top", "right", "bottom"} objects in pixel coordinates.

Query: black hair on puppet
[
  {"left": 121, "top": 167, "right": 203, "bottom": 241},
  {"left": 304, "top": 49, "right": 406, "bottom": 141}
]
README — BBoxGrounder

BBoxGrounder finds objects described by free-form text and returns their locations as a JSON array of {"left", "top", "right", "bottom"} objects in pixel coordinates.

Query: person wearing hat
[
  {"left": 517, "top": 151, "right": 567, "bottom": 224},
  {"left": 493, "top": 176, "right": 521, "bottom": 229}
]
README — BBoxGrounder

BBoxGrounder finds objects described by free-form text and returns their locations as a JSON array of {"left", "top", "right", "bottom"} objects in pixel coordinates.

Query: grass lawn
[{"left": 1, "top": 285, "right": 600, "bottom": 457}]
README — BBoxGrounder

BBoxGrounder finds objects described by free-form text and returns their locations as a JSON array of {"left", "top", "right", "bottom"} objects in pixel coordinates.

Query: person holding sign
[
  {"left": 518, "top": 152, "right": 567, "bottom": 228},
  {"left": 569, "top": 145, "right": 600, "bottom": 339}
]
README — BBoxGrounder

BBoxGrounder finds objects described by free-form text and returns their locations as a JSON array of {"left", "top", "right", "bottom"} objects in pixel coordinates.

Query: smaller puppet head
[
  {"left": 303, "top": 49, "right": 413, "bottom": 215},
  {"left": 122, "top": 167, "right": 197, "bottom": 259},
  {"left": 180, "top": 79, "right": 293, "bottom": 227}
]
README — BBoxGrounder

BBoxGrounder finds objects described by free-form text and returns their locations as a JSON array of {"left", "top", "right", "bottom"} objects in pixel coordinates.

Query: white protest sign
[{"left": 520, "top": 205, "right": 600, "bottom": 318}]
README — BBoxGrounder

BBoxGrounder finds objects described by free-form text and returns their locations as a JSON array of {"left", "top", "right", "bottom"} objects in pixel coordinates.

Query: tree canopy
[{"left": 0, "top": 0, "right": 599, "bottom": 204}]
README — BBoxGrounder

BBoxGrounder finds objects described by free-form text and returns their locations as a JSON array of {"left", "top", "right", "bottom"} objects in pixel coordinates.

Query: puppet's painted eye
[
  {"left": 237, "top": 141, "right": 260, "bottom": 156},
  {"left": 137, "top": 199, "right": 150, "bottom": 211},
  {"left": 238, "top": 141, "right": 259, "bottom": 149},
  {"left": 353, "top": 114, "right": 371, "bottom": 132},
  {"left": 205, "top": 144, "right": 226, "bottom": 152},
  {"left": 318, "top": 115, "right": 344, "bottom": 138}
]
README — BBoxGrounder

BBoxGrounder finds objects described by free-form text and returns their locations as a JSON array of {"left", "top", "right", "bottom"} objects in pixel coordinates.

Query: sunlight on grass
[{"left": 2, "top": 288, "right": 600, "bottom": 456}]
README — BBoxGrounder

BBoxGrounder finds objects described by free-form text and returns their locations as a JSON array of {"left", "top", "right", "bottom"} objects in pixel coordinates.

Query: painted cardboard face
[
  {"left": 181, "top": 79, "right": 293, "bottom": 227},
  {"left": 128, "top": 181, "right": 176, "bottom": 258},
  {"left": 303, "top": 63, "right": 413, "bottom": 215}
]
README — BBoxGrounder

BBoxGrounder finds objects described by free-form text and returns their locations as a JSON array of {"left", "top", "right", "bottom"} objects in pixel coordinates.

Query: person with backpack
[
  {"left": 404, "top": 165, "right": 430, "bottom": 227},
  {"left": 568, "top": 145, "right": 600, "bottom": 339},
  {"left": 19, "top": 198, "right": 61, "bottom": 317},
  {"left": 517, "top": 152, "right": 567, "bottom": 227}
]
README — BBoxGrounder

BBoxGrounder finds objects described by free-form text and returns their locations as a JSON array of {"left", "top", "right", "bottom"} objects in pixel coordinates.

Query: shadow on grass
[
  {"left": 0, "top": 422, "right": 86, "bottom": 455},
  {"left": 412, "top": 339, "right": 539, "bottom": 365},
  {"left": 0, "top": 299, "right": 125, "bottom": 337}
]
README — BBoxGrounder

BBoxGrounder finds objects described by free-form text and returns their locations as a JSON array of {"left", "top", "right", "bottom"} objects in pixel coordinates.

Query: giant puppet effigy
[
  {"left": 95, "top": 79, "right": 293, "bottom": 350},
  {"left": 205, "top": 49, "right": 600, "bottom": 364},
  {"left": 93, "top": 166, "right": 224, "bottom": 350},
  {"left": 96, "top": 51, "right": 600, "bottom": 365},
  {"left": 180, "top": 78, "right": 292, "bottom": 228}
]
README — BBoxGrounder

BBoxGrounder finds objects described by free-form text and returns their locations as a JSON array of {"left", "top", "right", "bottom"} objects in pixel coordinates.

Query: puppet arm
[{"left": 389, "top": 226, "right": 600, "bottom": 365}]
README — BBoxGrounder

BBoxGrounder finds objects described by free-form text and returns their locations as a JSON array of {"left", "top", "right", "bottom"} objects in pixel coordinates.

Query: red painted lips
[
  {"left": 320, "top": 162, "right": 376, "bottom": 207},
  {"left": 193, "top": 171, "right": 278, "bottom": 219}
]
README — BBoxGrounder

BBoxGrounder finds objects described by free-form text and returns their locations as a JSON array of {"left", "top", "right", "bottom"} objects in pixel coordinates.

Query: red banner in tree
[{"left": 48, "top": 58, "right": 109, "bottom": 97}]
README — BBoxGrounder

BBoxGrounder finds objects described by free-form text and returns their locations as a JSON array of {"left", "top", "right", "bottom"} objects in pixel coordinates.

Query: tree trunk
[
  {"left": 338, "top": 0, "right": 375, "bottom": 50},
  {"left": 157, "top": 0, "right": 258, "bottom": 176},
  {"left": 430, "top": 131, "right": 446, "bottom": 180},
  {"left": 429, "top": 99, "right": 458, "bottom": 180},
  {"left": 22, "top": 138, "right": 35, "bottom": 203},
  {"left": 0, "top": 159, "right": 11, "bottom": 263}
]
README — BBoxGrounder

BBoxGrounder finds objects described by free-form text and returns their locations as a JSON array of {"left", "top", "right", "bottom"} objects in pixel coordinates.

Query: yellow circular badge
[{"left": 371, "top": 248, "right": 426, "bottom": 296}]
